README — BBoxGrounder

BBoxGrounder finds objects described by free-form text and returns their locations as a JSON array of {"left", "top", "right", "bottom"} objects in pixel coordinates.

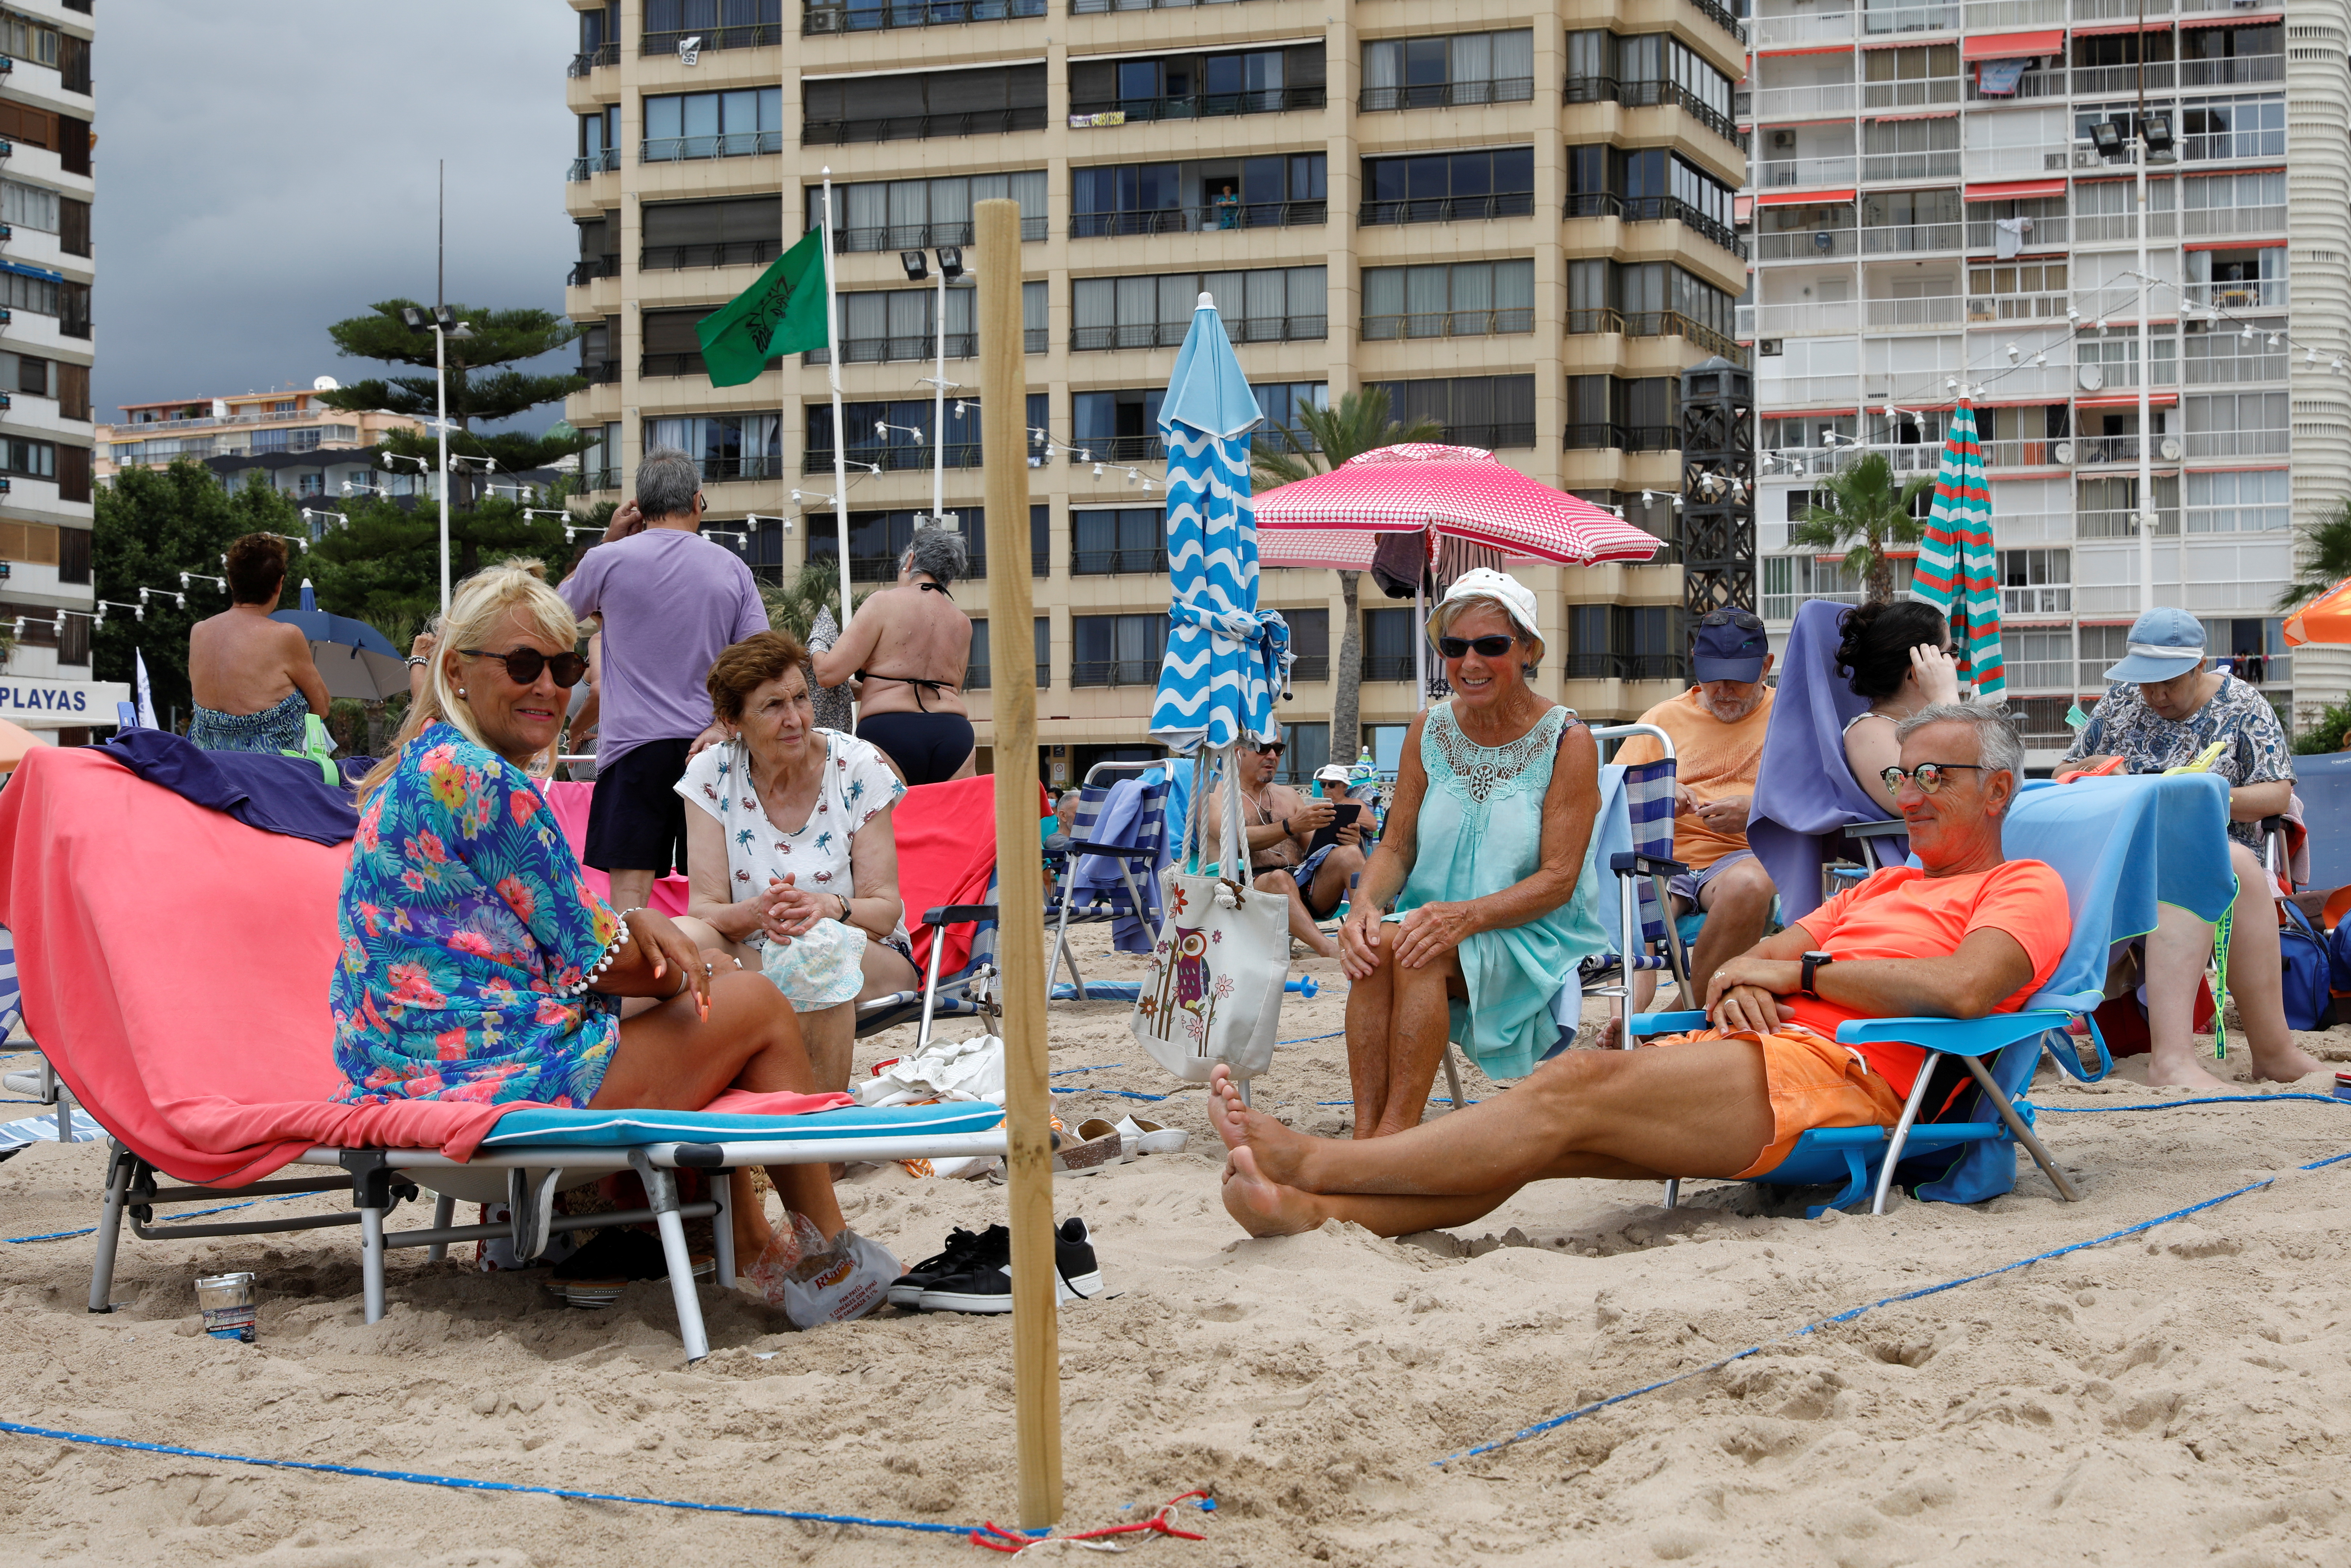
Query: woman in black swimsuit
[{"left": 810, "top": 527, "right": 977, "bottom": 786}]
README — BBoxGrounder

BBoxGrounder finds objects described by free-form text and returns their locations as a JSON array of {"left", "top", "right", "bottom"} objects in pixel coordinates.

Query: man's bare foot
[
  {"left": 2145, "top": 1054, "right": 2232, "bottom": 1091},
  {"left": 1595, "top": 1017, "right": 1622, "bottom": 1050},
  {"left": 2248, "top": 1041, "right": 2326, "bottom": 1083},
  {"left": 1208, "top": 1063, "right": 1314, "bottom": 1188},
  {"left": 1220, "top": 1147, "right": 1323, "bottom": 1237}
]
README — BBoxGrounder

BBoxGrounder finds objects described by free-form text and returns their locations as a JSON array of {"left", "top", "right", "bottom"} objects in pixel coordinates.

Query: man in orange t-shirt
[
  {"left": 1204, "top": 705, "right": 2073, "bottom": 1239},
  {"left": 1616, "top": 608, "right": 1779, "bottom": 1008}
]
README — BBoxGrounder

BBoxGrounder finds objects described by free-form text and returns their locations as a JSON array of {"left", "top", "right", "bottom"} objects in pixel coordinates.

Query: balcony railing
[
  {"left": 1743, "top": 299, "right": 1861, "bottom": 336},
  {"left": 809, "top": 327, "right": 1047, "bottom": 362},
  {"left": 2184, "top": 126, "right": 2289, "bottom": 164},
  {"left": 1582, "top": 79, "right": 1746, "bottom": 149},
  {"left": 1964, "top": 66, "right": 2066, "bottom": 101},
  {"left": 642, "top": 353, "right": 708, "bottom": 377},
  {"left": 1861, "top": 0, "right": 1960, "bottom": 31},
  {"left": 1966, "top": 291, "right": 2067, "bottom": 323},
  {"left": 803, "top": 106, "right": 1045, "bottom": 145},
  {"left": 568, "top": 42, "right": 619, "bottom": 76},
  {"left": 2181, "top": 204, "right": 2287, "bottom": 239},
  {"left": 2183, "top": 351, "right": 2284, "bottom": 385},
  {"left": 1964, "top": 216, "right": 2068, "bottom": 249},
  {"left": 1862, "top": 150, "right": 1963, "bottom": 183},
  {"left": 1625, "top": 311, "right": 1744, "bottom": 361},
  {"left": 804, "top": 0, "right": 1044, "bottom": 33},
  {"left": 1563, "top": 423, "right": 1678, "bottom": 452},
  {"left": 2073, "top": 62, "right": 2173, "bottom": 96},
  {"left": 1861, "top": 78, "right": 1960, "bottom": 112},
  {"left": 1580, "top": 194, "right": 1746, "bottom": 257},
  {"left": 825, "top": 215, "right": 1048, "bottom": 252},
  {"left": 1429, "top": 422, "right": 1536, "bottom": 450},
  {"left": 644, "top": 24, "right": 786, "bottom": 52},
  {"left": 807, "top": 550, "right": 994, "bottom": 583},
  {"left": 1071, "top": 547, "right": 1170, "bottom": 575},
  {"left": 1071, "top": 201, "right": 1324, "bottom": 237},
  {"left": 581, "top": 360, "right": 620, "bottom": 384},
  {"left": 582, "top": 467, "right": 620, "bottom": 492},
  {"left": 2187, "top": 279, "right": 2288, "bottom": 312},
  {"left": 1688, "top": 0, "right": 1748, "bottom": 44},
  {"left": 1359, "top": 78, "right": 1533, "bottom": 112},
  {"left": 1359, "top": 192, "right": 1537, "bottom": 226},
  {"left": 2079, "top": 507, "right": 2181, "bottom": 537},
  {"left": 642, "top": 131, "right": 785, "bottom": 162},
  {"left": 1361, "top": 654, "right": 1417, "bottom": 682},
  {"left": 1979, "top": 438, "right": 2063, "bottom": 468},
  {"left": 644, "top": 239, "right": 784, "bottom": 270},
  {"left": 567, "top": 149, "right": 619, "bottom": 182},
  {"left": 1861, "top": 220, "right": 1962, "bottom": 255},
  {"left": 2071, "top": 211, "right": 2175, "bottom": 244},
  {"left": 1755, "top": 155, "right": 1860, "bottom": 192},
  {"left": 1962, "top": 145, "right": 2071, "bottom": 181},
  {"left": 1565, "top": 652, "right": 1690, "bottom": 681},
  {"left": 1070, "top": 659, "right": 1163, "bottom": 687},
  {"left": 2186, "top": 427, "right": 2291, "bottom": 458},
  {"left": 1750, "top": 8, "right": 1857, "bottom": 47},
  {"left": 2072, "top": 0, "right": 2169, "bottom": 17},
  {"left": 1073, "top": 86, "right": 1325, "bottom": 123},
  {"left": 1757, "top": 227, "right": 1858, "bottom": 259},
  {"left": 808, "top": 441, "right": 984, "bottom": 473},
  {"left": 2074, "top": 435, "right": 2169, "bottom": 465},
  {"left": 568, "top": 255, "right": 620, "bottom": 285},
  {"left": 1070, "top": 0, "right": 1271, "bottom": 10},
  {"left": 1963, "top": 0, "right": 2061, "bottom": 21},
  {"left": 1746, "top": 83, "right": 1858, "bottom": 120},
  {"left": 1362, "top": 308, "right": 1533, "bottom": 340},
  {"left": 1075, "top": 316, "right": 1324, "bottom": 349}
]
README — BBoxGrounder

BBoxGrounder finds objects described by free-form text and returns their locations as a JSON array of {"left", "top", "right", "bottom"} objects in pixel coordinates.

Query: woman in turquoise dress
[
  {"left": 1337, "top": 569, "right": 1608, "bottom": 1137},
  {"left": 333, "top": 558, "right": 849, "bottom": 1262}
]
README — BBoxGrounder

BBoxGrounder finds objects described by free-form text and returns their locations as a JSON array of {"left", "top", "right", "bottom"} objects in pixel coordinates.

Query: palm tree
[
  {"left": 2277, "top": 496, "right": 2351, "bottom": 612},
  {"left": 760, "top": 559, "right": 871, "bottom": 644},
  {"left": 1791, "top": 450, "right": 1931, "bottom": 603},
  {"left": 1251, "top": 388, "right": 1441, "bottom": 763}
]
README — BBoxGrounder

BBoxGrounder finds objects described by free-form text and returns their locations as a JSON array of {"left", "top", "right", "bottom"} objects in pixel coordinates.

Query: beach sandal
[
  {"left": 1053, "top": 1120, "right": 1122, "bottom": 1174},
  {"left": 1112, "top": 1115, "right": 1189, "bottom": 1157}
]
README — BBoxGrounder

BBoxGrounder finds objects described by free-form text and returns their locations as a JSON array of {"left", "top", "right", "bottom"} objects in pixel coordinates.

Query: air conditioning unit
[
  {"left": 2052, "top": 440, "right": 2074, "bottom": 464},
  {"left": 1759, "top": 337, "right": 1784, "bottom": 356},
  {"left": 2074, "top": 148, "right": 2100, "bottom": 167},
  {"left": 1770, "top": 128, "right": 1797, "bottom": 150},
  {"left": 808, "top": 6, "right": 845, "bottom": 29}
]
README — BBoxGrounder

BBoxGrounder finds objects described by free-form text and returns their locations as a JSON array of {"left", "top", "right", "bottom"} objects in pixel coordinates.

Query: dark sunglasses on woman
[
  {"left": 461, "top": 647, "right": 590, "bottom": 689},
  {"left": 1437, "top": 633, "right": 1517, "bottom": 659}
]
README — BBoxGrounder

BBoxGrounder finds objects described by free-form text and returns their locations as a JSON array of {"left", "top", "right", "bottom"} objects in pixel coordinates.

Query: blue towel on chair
[{"left": 97, "top": 728, "right": 359, "bottom": 846}]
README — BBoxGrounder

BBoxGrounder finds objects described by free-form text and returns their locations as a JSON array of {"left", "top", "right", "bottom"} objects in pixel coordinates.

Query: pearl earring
[{"left": 457, "top": 687, "right": 467, "bottom": 697}]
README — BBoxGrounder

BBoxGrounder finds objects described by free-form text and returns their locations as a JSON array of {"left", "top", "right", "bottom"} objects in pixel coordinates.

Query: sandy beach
[{"left": 5, "top": 926, "right": 2351, "bottom": 1565}]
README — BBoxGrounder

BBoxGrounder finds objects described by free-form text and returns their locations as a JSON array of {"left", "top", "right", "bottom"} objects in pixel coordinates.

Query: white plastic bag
[
  {"left": 747, "top": 1213, "right": 901, "bottom": 1326},
  {"left": 854, "top": 1033, "right": 1005, "bottom": 1107},
  {"left": 1130, "top": 751, "right": 1288, "bottom": 1083}
]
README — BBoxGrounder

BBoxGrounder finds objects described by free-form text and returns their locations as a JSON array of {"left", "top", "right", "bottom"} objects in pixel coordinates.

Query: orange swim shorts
[{"left": 1647, "top": 1026, "right": 1908, "bottom": 1179}]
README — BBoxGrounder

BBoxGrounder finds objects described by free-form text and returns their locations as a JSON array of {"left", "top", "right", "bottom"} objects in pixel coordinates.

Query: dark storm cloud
[{"left": 94, "top": 1, "right": 576, "bottom": 424}]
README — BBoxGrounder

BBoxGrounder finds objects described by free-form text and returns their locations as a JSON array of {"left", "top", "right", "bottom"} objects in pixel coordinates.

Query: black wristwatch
[{"left": 1800, "top": 950, "right": 1834, "bottom": 999}]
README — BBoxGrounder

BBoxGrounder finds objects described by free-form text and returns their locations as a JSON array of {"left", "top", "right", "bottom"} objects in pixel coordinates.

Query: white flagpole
[{"left": 820, "top": 169, "right": 857, "bottom": 727}]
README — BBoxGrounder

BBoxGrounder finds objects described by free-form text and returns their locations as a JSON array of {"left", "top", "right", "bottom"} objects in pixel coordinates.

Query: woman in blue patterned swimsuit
[{"left": 333, "top": 559, "right": 845, "bottom": 1255}]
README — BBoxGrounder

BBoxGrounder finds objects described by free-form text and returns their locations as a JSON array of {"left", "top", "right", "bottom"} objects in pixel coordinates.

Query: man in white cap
[{"left": 2063, "top": 606, "right": 2321, "bottom": 1089}]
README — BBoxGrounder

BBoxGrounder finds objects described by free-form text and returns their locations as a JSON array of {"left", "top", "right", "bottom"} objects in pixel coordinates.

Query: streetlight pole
[
  {"left": 902, "top": 246, "right": 967, "bottom": 534},
  {"left": 435, "top": 318, "right": 450, "bottom": 616}
]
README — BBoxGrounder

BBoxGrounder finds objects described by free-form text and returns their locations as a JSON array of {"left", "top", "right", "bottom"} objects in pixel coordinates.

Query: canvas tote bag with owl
[{"left": 1130, "top": 753, "right": 1288, "bottom": 1083}]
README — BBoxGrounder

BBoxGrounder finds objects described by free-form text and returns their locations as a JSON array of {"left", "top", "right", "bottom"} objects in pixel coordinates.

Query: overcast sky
[{"left": 95, "top": 1, "right": 577, "bottom": 426}]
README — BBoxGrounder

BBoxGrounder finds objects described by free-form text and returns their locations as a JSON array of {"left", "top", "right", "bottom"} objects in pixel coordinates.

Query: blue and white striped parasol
[{"left": 1148, "top": 293, "right": 1288, "bottom": 756}]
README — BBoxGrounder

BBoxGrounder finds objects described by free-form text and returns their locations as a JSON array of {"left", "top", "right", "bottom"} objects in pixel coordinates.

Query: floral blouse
[
  {"left": 2063, "top": 673, "right": 2294, "bottom": 850},
  {"left": 331, "top": 724, "right": 622, "bottom": 1107}
]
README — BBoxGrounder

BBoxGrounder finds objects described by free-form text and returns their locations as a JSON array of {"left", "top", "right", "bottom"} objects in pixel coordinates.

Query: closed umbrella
[
  {"left": 1148, "top": 293, "right": 1287, "bottom": 756},
  {"left": 271, "top": 582, "right": 408, "bottom": 702},
  {"left": 1910, "top": 401, "right": 2004, "bottom": 700}
]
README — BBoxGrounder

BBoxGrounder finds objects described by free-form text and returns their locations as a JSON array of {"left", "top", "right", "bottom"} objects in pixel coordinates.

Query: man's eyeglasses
[
  {"left": 1437, "top": 634, "right": 1517, "bottom": 659},
  {"left": 1879, "top": 762, "right": 1986, "bottom": 795},
  {"left": 461, "top": 647, "right": 590, "bottom": 689}
]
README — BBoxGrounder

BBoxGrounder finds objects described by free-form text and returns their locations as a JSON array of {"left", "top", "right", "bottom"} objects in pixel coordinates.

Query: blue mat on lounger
[{"left": 474, "top": 1100, "right": 1006, "bottom": 1149}]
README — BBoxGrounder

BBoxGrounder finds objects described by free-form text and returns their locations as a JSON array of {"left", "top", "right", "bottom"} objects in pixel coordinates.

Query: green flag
[{"left": 695, "top": 228, "right": 829, "bottom": 387}]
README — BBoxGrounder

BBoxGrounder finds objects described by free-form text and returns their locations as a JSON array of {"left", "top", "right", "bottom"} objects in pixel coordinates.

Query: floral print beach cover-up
[{"left": 331, "top": 723, "right": 622, "bottom": 1107}]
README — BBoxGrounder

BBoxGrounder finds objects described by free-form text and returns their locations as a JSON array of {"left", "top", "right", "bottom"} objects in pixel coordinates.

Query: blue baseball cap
[
  {"left": 2103, "top": 606, "right": 2208, "bottom": 684},
  {"left": 1691, "top": 608, "right": 1769, "bottom": 682}
]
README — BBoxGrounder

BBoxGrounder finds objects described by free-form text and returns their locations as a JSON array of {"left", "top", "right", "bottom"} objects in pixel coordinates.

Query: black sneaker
[
  {"left": 916, "top": 1217, "right": 1104, "bottom": 1314},
  {"left": 887, "top": 1224, "right": 1008, "bottom": 1308}
]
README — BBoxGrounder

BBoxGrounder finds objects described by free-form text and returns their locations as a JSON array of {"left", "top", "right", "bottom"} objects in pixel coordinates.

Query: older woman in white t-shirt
[{"left": 671, "top": 630, "right": 920, "bottom": 1091}]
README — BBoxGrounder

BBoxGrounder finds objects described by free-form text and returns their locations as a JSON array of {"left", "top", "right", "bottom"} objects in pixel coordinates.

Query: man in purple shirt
[{"left": 559, "top": 446, "right": 768, "bottom": 911}]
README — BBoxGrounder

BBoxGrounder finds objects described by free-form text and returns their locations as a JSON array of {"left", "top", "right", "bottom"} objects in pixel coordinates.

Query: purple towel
[{"left": 1747, "top": 599, "right": 1908, "bottom": 921}]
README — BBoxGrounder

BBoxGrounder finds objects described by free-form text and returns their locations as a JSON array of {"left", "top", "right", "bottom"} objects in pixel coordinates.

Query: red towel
[
  {"left": 0, "top": 750, "right": 843, "bottom": 1188},
  {"left": 893, "top": 774, "right": 1040, "bottom": 975},
  {"left": 540, "top": 779, "right": 691, "bottom": 916}
]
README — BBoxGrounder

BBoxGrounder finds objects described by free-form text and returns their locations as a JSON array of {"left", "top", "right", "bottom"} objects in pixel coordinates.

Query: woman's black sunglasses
[
  {"left": 1437, "top": 633, "right": 1517, "bottom": 659},
  {"left": 461, "top": 647, "right": 589, "bottom": 689}
]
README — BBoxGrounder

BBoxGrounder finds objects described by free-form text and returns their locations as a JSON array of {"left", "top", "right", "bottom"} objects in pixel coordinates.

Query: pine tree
[{"left": 313, "top": 300, "right": 591, "bottom": 482}]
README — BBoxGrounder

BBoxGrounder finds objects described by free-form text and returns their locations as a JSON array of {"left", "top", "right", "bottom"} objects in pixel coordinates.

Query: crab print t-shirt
[
  {"left": 331, "top": 724, "right": 622, "bottom": 1107},
  {"left": 675, "top": 730, "right": 911, "bottom": 948}
]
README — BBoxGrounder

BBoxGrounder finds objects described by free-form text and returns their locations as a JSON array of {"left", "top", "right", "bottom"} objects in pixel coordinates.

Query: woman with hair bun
[
  {"left": 810, "top": 527, "right": 975, "bottom": 785},
  {"left": 1836, "top": 599, "right": 1960, "bottom": 811}
]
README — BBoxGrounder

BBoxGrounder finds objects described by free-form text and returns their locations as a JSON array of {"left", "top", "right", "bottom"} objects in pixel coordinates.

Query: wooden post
[{"left": 975, "top": 196, "right": 1062, "bottom": 1531}]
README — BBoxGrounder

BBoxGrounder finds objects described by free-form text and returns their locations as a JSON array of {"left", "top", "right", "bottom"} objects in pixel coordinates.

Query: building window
[
  {"left": 0, "top": 179, "right": 54, "bottom": 233},
  {"left": 1283, "top": 608, "right": 1330, "bottom": 683},
  {"left": 1362, "top": 259, "right": 1533, "bottom": 339},
  {"left": 1564, "top": 375, "right": 1679, "bottom": 452},
  {"left": 1361, "top": 607, "right": 1420, "bottom": 682},
  {"left": 963, "top": 616, "right": 1052, "bottom": 690},
  {"left": 2078, "top": 624, "right": 2133, "bottom": 689},
  {"left": 2076, "top": 474, "right": 2180, "bottom": 538},
  {"left": 1071, "top": 613, "right": 1169, "bottom": 686},
  {"left": 2185, "top": 468, "right": 2289, "bottom": 532},
  {"left": 642, "top": 414, "right": 781, "bottom": 482},
  {"left": 815, "top": 281, "right": 1047, "bottom": 364},
  {"left": 1074, "top": 386, "right": 1325, "bottom": 462},
  {"left": 1071, "top": 155, "right": 1327, "bottom": 236},
  {"left": 1252, "top": 382, "right": 1329, "bottom": 453},
  {"left": 1563, "top": 605, "right": 1680, "bottom": 681},
  {"left": 0, "top": 270, "right": 56, "bottom": 317},
  {"left": 1368, "top": 375, "right": 1535, "bottom": 450},
  {"left": 2184, "top": 392, "right": 2289, "bottom": 459},
  {"left": 0, "top": 436, "right": 54, "bottom": 478},
  {"left": 1360, "top": 147, "right": 1534, "bottom": 226},
  {"left": 1070, "top": 507, "right": 1167, "bottom": 575},
  {"left": 56, "top": 524, "right": 87, "bottom": 586},
  {"left": 2182, "top": 323, "right": 2284, "bottom": 385},
  {"left": 805, "top": 507, "right": 1004, "bottom": 583},
  {"left": 0, "top": 8, "right": 60, "bottom": 67},
  {"left": 2181, "top": 170, "right": 2286, "bottom": 237},
  {"left": 1965, "top": 260, "right": 2068, "bottom": 321},
  {"left": 1999, "top": 628, "right": 2073, "bottom": 693},
  {"left": 643, "top": 88, "right": 784, "bottom": 162},
  {"left": 1565, "top": 259, "right": 1737, "bottom": 352},
  {"left": 1069, "top": 45, "right": 1327, "bottom": 121},
  {"left": 640, "top": 195, "right": 781, "bottom": 270},
  {"left": 1360, "top": 31, "right": 1534, "bottom": 111},
  {"left": 807, "top": 394, "right": 1048, "bottom": 474},
  {"left": 1072, "top": 267, "right": 1327, "bottom": 349},
  {"left": 1996, "top": 548, "right": 2070, "bottom": 614},
  {"left": 296, "top": 473, "right": 325, "bottom": 498},
  {"left": 808, "top": 171, "right": 1048, "bottom": 253},
  {"left": 801, "top": 65, "right": 1047, "bottom": 145},
  {"left": 1275, "top": 722, "right": 1331, "bottom": 785},
  {"left": 643, "top": 0, "right": 782, "bottom": 52},
  {"left": 2178, "top": 93, "right": 2287, "bottom": 162}
]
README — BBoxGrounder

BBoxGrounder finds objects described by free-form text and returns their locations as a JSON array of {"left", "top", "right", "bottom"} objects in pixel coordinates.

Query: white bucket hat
[{"left": 1426, "top": 567, "right": 1540, "bottom": 643}]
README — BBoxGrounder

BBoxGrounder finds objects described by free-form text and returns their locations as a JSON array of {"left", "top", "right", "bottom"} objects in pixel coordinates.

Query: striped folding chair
[{"left": 1046, "top": 764, "right": 1170, "bottom": 998}]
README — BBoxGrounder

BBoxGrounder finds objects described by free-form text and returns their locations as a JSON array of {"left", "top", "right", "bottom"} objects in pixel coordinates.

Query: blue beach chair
[
  {"left": 1047, "top": 762, "right": 1170, "bottom": 998},
  {"left": 1631, "top": 771, "right": 2235, "bottom": 1216}
]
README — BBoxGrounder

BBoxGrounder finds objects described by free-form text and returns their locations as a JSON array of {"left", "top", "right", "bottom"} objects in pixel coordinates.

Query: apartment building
[
  {"left": 560, "top": 0, "right": 1747, "bottom": 784},
  {"left": 97, "top": 383, "right": 426, "bottom": 484},
  {"left": 0, "top": 0, "right": 104, "bottom": 741},
  {"left": 1737, "top": 0, "right": 2348, "bottom": 763}
]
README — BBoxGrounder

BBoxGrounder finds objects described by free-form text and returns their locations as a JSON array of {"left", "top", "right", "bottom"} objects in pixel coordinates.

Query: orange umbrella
[
  {"left": 0, "top": 718, "right": 45, "bottom": 772},
  {"left": 2283, "top": 577, "right": 2351, "bottom": 646}
]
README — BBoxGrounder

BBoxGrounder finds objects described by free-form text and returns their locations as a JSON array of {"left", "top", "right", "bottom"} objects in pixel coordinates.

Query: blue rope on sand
[
  {"left": 0, "top": 1420, "right": 983, "bottom": 1539},
  {"left": 2039, "top": 1092, "right": 2351, "bottom": 1114},
  {"left": 1433, "top": 1133, "right": 2351, "bottom": 1467},
  {"left": 4, "top": 1193, "right": 304, "bottom": 1247}
]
